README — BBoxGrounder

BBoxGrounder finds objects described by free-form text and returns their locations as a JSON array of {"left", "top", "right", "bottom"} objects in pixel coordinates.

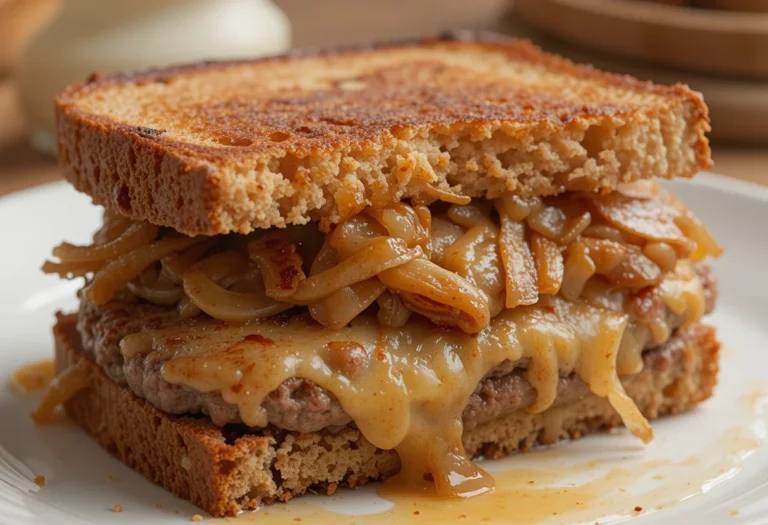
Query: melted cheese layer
[{"left": 120, "top": 260, "right": 705, "bottom": 497}]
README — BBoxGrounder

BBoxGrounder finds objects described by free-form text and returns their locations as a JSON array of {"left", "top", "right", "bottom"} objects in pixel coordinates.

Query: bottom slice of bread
[{"left": 53, "top": 312, "right": 720, "bottom": 517}]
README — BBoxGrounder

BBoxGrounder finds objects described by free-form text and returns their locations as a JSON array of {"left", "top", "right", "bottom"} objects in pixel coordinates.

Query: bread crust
[
  {"left": 53, "top": 312, "right": 719, "bottom": 517},
  {"left": 55, "top": 32, "right": 711, "bottom": 235}
]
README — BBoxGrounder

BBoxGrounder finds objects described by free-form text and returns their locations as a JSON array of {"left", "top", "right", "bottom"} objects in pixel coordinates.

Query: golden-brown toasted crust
[
  {"left": 54, "top": 312, "right": 719, "bottom": 517},
  {"left": 56, "top": 32, "right": 711, "bottom": 235}
]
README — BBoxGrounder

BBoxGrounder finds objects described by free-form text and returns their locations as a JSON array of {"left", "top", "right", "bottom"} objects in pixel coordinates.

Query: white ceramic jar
[{"left": 17, "top": 0, "right": 291, "bottom": 154}]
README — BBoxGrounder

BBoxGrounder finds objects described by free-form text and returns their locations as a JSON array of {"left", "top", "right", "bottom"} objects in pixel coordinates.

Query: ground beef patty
[{"left": 76, "top": 264, "right": 717, "bottom": 433}]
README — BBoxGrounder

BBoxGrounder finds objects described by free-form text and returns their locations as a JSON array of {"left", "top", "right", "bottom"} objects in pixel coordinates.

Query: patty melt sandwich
[{"left": 38, "top": 33, "right": 722, "bottom": 517}]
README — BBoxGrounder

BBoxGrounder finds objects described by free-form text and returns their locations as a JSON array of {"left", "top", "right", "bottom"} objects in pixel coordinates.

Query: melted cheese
[
  {"left": 120, "top": 260, "right": 705, "bottom": 498},
  {"left": 12, "top": 359, "right": 55, "bottom": 393}
]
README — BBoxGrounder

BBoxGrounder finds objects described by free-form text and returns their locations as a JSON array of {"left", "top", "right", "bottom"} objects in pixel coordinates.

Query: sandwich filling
[{"left": 43, "top": 181, "right": 721, "bottom": 497}]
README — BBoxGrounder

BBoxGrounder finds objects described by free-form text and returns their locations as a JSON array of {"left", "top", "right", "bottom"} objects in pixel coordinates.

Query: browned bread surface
[
  {"left": 56, "top": 33, "right": 711, "bottom": 235},
  {"left": 54, "top": 312, "right": 719, "bottom": 517}
]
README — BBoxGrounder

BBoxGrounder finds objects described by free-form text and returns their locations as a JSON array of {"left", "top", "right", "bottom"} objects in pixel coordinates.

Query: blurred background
[{"left": 1, "top": 0, "right": 766, "bottom": 196}]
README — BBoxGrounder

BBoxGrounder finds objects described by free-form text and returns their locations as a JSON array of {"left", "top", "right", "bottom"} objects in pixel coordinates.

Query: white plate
[{"left": 1, "top": 174, "right": 767, "bottom": 524}]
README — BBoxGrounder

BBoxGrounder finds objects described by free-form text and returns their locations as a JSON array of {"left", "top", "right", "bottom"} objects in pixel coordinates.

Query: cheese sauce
[
  {"left": 119, "top": 260, "right": 705, "bottom": 497},
  {"left": 11, "top": 359, "right": 55, "bottom": 393},
  {"left": 218, "top": 386, "right": 768, "bottom": 525}
]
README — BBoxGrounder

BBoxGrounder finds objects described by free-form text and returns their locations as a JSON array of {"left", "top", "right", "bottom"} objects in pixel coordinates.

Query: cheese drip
[{"left": 120, "top": 260, "right": 705, "bottom": 497}]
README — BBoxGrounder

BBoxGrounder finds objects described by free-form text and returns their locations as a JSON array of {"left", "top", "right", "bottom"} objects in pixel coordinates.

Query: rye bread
[{"left": 55, "top": 32, "right": 710, "bottom": 235}]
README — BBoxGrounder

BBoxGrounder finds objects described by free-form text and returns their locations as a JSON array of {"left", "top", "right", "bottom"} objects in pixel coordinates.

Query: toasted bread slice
[
  {"left": 56, "top": 32, "right": 710, "bottom": 236},
  {"left": 54, "top": 313, "right": 719, "bottom": 517}
]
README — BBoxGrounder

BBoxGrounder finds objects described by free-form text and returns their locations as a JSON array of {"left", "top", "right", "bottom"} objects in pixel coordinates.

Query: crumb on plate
[{"left": 33, "top": 475, "right": 46, "bottom": 486}]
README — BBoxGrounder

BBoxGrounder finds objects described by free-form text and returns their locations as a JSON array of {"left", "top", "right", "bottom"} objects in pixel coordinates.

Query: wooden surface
[{"left": 0, "top": 0, "right": 766, "bottom": 197}]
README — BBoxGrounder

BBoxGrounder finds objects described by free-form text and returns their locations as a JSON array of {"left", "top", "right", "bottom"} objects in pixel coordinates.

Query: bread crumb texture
[
  {"left": 54, "top": 314, "right": 719, "bottom": 517},
  {"left": 56, "top": 35, "right": 710, "bottom": 235}
]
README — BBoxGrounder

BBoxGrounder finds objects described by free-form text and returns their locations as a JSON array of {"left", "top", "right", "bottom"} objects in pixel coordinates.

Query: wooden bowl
[
  {"left": 0, "top": 0, "right": 59, "bottom": 73},
  {"left": 515, "top": 0, "right": 768, "bottom": 79},
  {"left": 695, "top": 0, "right": 768, "bottom": 13}
]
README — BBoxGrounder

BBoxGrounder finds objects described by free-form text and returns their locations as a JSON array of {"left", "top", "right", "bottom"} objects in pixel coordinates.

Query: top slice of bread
[{"left": 56, "top": 32, "right": 711, "bottom": 236}]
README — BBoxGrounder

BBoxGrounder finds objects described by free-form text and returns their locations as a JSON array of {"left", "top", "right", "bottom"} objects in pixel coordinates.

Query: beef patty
[{"left": 75, "top": 264, "right": 717, "bottom": 433}]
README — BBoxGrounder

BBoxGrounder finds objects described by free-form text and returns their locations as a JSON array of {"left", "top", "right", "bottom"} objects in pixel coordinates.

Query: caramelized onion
[
  {"left": 93, "top": 214, "right": 132, "bottom": 244},
  {"left": 42, "top": 260, "right": 103, "bottom": 278},
  {"left": 188, "top": 251, "right": 251, "bottom": 283},
  {"left": 377, "top": 291, "right": 412, "bottom": 328},
  {"left": 184, "top": 269, "right": 293, "bottom": 322},
  {"left": 84, "top": 236, "right": 202, "bottom": 305},
  {"left": 561, "top": 241, "right": 596, "bottom": 301},
  {"left": 306, "top": 236, "right": 387, "bottom": 328},
  {"left": 675, "top": 212, "right": 724, "bottom": 261},
  {"left": 329, "top": 216, "right": 386, "bottom": 259},
  {"left": 45, "top": 183, "right": 720, "bottom": 335},
  {"left": 497, "top": 209, "right": 538, "bottom": 308},
  {"left": 581, "top": 224, "right": 626, "bottom": 243},
  {"left": 527, "top": 201, "right": 591, "bottom": 245},
  {"left": 559, "top": 211, "right": 592, "bottom": 245},
  {"left": 413, "top": 205, "right": 432, "bottom": 235},
  {"left": 281, "top": 238, "right": 419, "bottom": 304},
  {"left": 526, "top": 205, "right": 566, "bottom": 241},
  {"left": 53, "top": 222, "right": 159, "bottom": 262},
  {"left": 248, "top": 233, "right": 307, "bottom": 298},
  {"left": 420, "top": 184, "right": 471, "bottom": 205},
  {"left": 642, "top": 242, "right": 677, "bottom": 273},
  {"left": 160, "top": 240, "right": 215, "bottom": 284},
  {"left": 379, "top": 258, "right": 490, "bottom": 333},
  {"left": 333, "top": 182, "right": 367, "bottom": 221},
  {"left": 530, "top": 233, "right": 563, "bottom": 295},
  {"left": 608, "top": 392, "right": 653, "bottom": 444},
  {"left": 183, "top": 268, "right": 292, "bottom": 322},
  {"left": 616, "top": 180, "right": 660, "bottom": 199},
  {"left": 228, "top": 269, "right": 268, "bottom": 293},
  {"left": 310, "top": 279, "right": 386, "bottom": 329},
  {"left": 310, "top": 238, "right": 337, "bottom": 275},
  {"left": 368, "top": 203, "right": 430, "bottom": 251},
  {"left": 496, "top": 195, "right": 542, "bottom": 222},
  {"left": 32, "top": 362, "right": 89, "bottom": 423},
  {"left": 180, "top": 251, "right": 292, "bottom": 321},
  {"left": 590, "top": 193, "right": 693, "bottom": 254},
  {"left": 127, "top": 280, "right": 185, "bottom": 305},
  {"left": 430, "top": 216, "right": 465, "bottom": 266},
  {"left": 177, "top": 296, "right": 202, "bottom": 320},
  {"left": 442, "top": 224, "right": 505, "bottom": 316},
  {"left": 602, "top": 245, "right": 661, "bottom": 288},
  {"left": 447, "top": 202, "right": 495, "bottom": 229},
  {"left": 581, "top": 238, "right": 627, "bottom": 274}
]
